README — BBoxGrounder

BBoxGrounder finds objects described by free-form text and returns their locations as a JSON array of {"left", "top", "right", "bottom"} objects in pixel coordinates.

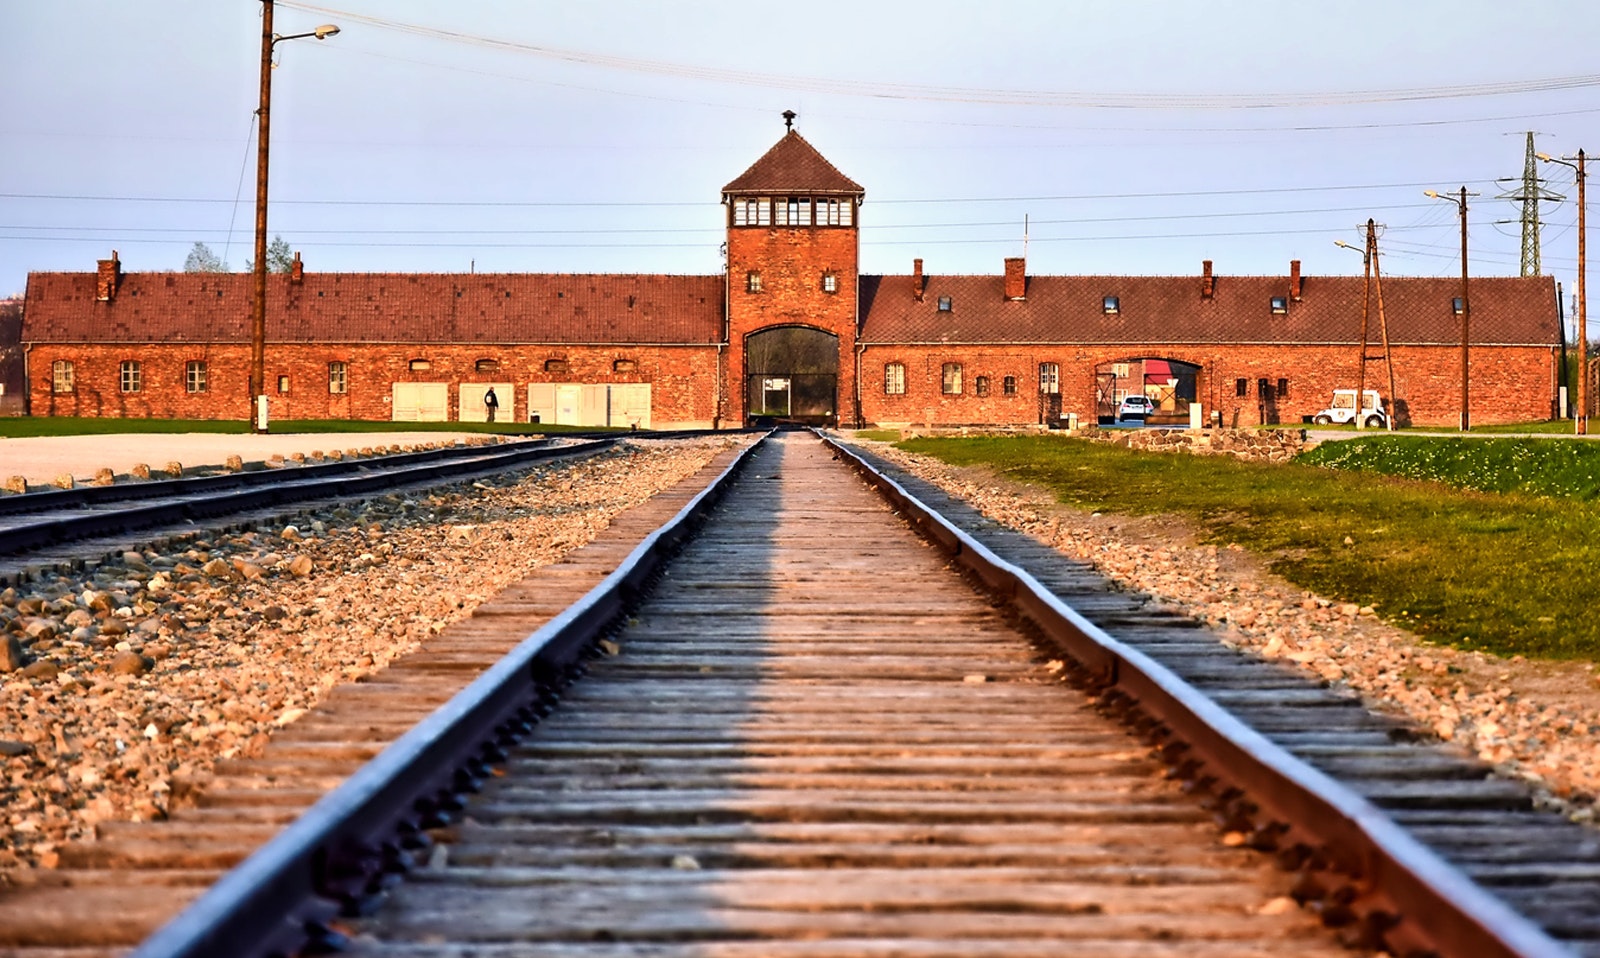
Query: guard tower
[{"left": 723, "top": 113, "right": 864, "bottom": 426}]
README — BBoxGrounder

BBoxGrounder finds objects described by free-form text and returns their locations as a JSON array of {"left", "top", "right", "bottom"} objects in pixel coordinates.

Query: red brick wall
[
  {"left": 28, "top": 342, "right": 723, "bottom": 427},
  {"left": 725, "top": 222, "right": 859, "bottom": 424},
  {"left": 860, "top": 343, "right": 1558, "bottom": 428}
]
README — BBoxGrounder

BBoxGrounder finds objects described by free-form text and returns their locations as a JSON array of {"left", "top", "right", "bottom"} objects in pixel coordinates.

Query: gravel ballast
[{"left": 0, "top": 437, "right": 737, "bottom": 870}]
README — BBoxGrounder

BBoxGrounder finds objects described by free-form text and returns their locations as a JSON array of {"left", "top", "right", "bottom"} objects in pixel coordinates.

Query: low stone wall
[{"left": 1081, "top": 426, "right": 1307, "bottom": 462}]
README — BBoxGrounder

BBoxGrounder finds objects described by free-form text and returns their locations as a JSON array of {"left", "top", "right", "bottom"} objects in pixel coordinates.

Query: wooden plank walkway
[{"left": 350, "top": 433, "right": 1350, "bottom": 957}]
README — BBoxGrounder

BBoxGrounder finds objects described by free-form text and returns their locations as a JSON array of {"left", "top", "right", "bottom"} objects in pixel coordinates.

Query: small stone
[
  {"left": 63, "top": 609, "right": 94, "bottom": 629},
  {"left": 962, "top": 674, "right": 988, "bottom": 684},
  {"left": 1257, "top": 896, "right": 1297, "bottom": 916},
  {"left": 90, "top": 468, "right": 115, "bottom": 487},
  {"left": 598, "top": 639, "right": 621, "bottom": 656},
  {"left": 2, "top": 476, "right": 25, "bottom": 495},
  {"left": 108, "top": 650, "right": 152, "bottom": 675},
  {"left": 224, "top": 455, "right": 243, "bottom": 472},
  {"left": 164, "top": 461, "right": 183, "bottom": 478},
  {"left": 121, "top": 551, "right": 150, "bottom": 571},
  {"left": 130, "top": 463, "right": 152, "bottom": 480},
  {"left": 201, "top": 558, "right": 234, "bottom": 579},
  {"left": 287, "top": 555, "right": 314, "bottom": 577},
  {"left": 1, "top": 634, "right": 29, "bottom": 672},
  {"left": 0, "top": 740, "right": 34, "bottom": 757},
  {"left": 53, "top": 473, "right": 76, "bottom": 490},
  {"left": 21, "top": 660, "right": 59, "bottom": 681},
  {"left": 281, "top": 526, "right": 302, "bottom": 541}
]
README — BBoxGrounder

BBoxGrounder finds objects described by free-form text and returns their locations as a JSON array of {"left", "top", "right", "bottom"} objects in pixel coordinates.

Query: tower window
[
  {"left": 475, "top": 358, "right": 500, "bottom": 373},
  {"left": 1235, "top": 378, "right": 1249, "bottom": 397},
  {"left": 774, "top": 196, "right": 811, "bottom": 226},
  {"left": 746, "top": 271, "right": 763, "bottom": 293},
  {"left": 732, "top": 197, "right": 771, "bottom": 226},
  {"left": 821, "top": 273, "right": 838, "bottom": 294},
  {"left": 816, "top": 198, "right": 853, "bottom": 226}
]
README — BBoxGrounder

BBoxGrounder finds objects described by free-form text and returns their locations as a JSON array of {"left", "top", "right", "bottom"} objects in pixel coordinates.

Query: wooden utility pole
[
  {"left": 1371, "top": 227, "right": 1397, "bottom": 431},
  {"left": 1355, "top": 220, "right": 1373, "bottom": 429}
]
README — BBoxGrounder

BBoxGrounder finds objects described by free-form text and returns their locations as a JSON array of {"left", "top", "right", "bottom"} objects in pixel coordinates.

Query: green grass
[
  {"left": 1466, "top": 419, "right": 1584, "bottom": 434},
  {"left": 0, "top": 418, "right": 618, "bottom": 438},
  {"left": 1300, "top": 435, "right": 1600, "bottom": 500},
  {"left": 853, "top": 429, "right": 903, "bottom": 442},
  {"left": 899, "top": 434, "right": 1600, "bottom": 661}
]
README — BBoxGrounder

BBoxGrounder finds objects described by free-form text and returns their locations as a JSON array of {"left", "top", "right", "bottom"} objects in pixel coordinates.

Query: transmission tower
[{"left": 1498, "top": 132, "right": 1564, "bottom": 276}]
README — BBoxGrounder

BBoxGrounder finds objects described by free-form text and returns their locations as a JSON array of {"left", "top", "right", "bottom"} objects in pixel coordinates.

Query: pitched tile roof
[
  {"left": 23, "top": 272, "right": 725, "bottom": 345},
  {"left": 858, "top": 271, "right": 1559, "bottom": 347},
  {"left": 722, "top": 130, "right": 864, "bottom": 196}
]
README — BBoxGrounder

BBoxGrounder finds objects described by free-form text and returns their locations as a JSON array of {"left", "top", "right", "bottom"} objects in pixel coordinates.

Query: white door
[
  {"left": 392, "top": 382, "right": 448, "bottom": 422},
  {"left": 578, "top": 384, "right": 609, "bottom": 427},
  {"left": 527, "top": 383, "right": 557, "bottom": 425},
  {"left": 554, "top": 384, "right": 582, "bottom": 425},
  {"left": 609, "top": 383, "right": 652, "bottom": 429},
  {"left": 459, "top": 382, "right": 513, "bottom": 422}
]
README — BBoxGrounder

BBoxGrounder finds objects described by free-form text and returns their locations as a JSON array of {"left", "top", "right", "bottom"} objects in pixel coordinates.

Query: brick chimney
[
  {"left": 912, "top": 258, "right": 924, "bottom": 302},
  {"left": 1289, "top": 259, "right": 1302, "bottom": 301},
  {"left": 96, "top": 250, "right": 122, "bottom": 303},
  {"left": 1201, "top": 259, "right": 1214, "bottom": 300},
  {"left": 290, "top": 251, "right": 304, "bottom": 285},
  {"left": 1004, "top": 257, "right": 1026, "bottom": 301}
]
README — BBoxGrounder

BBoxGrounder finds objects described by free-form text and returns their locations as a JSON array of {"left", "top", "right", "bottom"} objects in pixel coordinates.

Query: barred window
[
  {"left": 941, "top": 363, "right": 963, "bottom": 395},
  {"left": 185, "top": 360, "right": 207, "bottom": 393},
  {"left": 1038, "top": 362, "right": 1060, "bottom": 395},
  {"left": 52, "top": 360, "right": 74, "bottom": 394},
  {"left": 884, "top": 362, "right": 906, "bottom": 395},
  {"left": 328, "top": 361, "right": 348, "bottom": 394},
  {"left": 119, "top": 360, "right": 141, "bottom": 393}
]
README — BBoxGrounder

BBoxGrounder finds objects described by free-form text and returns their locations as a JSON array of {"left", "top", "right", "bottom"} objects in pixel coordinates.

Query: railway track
[
  {"left": 0, "top": 430, "right": 1591, "bottom": 956},
  {"left": 0, "top": 436, "right": 623, "bottom": 584}
]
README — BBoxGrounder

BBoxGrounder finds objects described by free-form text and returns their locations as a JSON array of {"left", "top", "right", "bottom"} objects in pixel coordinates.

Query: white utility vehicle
[{"left": 1313, "top": 388, "right": 1387, "bottom": 427}]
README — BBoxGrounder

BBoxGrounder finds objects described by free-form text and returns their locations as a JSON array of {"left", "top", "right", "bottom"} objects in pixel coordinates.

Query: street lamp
[
  {"left": 251, "top": 1, "right": 339, "bottom": 432},
  {"left": 1538, "top": 150, "right": 1588, "bottom": 435},
  {"left": 1425, "top": 188, "right": 1475, "bottom": 431}
]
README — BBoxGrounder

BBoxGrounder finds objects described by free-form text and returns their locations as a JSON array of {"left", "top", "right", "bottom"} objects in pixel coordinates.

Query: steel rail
[
  {"left": 0, "top": 438, "right": 619, "bottom": 557},
  {"left": 821, "top": 431, "right": 1571, "bottom": 958},
  {"left": 128, "top": 431, "right": 769, "bottom": 958}
]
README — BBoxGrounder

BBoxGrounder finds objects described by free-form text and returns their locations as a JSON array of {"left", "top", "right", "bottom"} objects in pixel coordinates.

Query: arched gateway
[{"left": 722, "top": 122, "right": 864, "bottom": 426}]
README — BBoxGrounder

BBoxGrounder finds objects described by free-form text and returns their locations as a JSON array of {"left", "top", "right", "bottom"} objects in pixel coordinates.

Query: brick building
[{"left": 20, "top": 124, "right": 1563, "bottom": 429}]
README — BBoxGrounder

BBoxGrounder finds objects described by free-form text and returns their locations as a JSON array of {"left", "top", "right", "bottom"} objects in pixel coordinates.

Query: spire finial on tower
[{"left": 782, "top": 109, "right": 796, "bottom": 131}]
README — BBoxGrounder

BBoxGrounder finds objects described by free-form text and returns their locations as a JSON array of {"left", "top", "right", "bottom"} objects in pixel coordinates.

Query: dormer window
[
  {"left": 1103, "top": 295, "right": 1120, "bottom": 314},
  {"left": 1270, "top": 296, "right": 1289, "bottom": 314},
  {"left": 746, "top": 270, "right": 763, "bottom": 293},
  {"left": 1452, "top": 297, "right": 1465, "bottom": 314},
  {"left": 938, "top": 295, "right": 953, "bottom": 311},
  {"left": 821, "top": 273, "right": 838, "bottom": 294}
]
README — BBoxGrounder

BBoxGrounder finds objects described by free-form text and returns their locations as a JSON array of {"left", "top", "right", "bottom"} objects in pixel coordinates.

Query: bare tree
[{"left": 184, "top": 242, "right": 229, "bottom": 273}]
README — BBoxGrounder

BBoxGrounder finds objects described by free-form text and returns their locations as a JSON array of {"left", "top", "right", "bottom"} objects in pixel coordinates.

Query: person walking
[{"left": 483, "top": 387, "right": 499, "bottom": 423}]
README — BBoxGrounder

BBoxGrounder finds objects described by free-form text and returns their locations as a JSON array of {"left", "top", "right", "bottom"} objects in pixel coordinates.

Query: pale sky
[{"left": 3, "top": 0, "right": 1596, "bottom": 334}]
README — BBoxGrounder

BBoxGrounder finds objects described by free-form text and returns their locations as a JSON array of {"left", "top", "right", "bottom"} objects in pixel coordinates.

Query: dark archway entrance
[
  {"left": 1095, "top": 357, "right": 1201, "bottom": 424},
  {"left": 744, "top": 326, "right": 840, "bottom": 426}
]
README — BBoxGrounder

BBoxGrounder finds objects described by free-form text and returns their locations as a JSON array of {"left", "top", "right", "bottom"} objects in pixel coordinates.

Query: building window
[
  {"left": 545, "top": 358, "right": 569, "bottom": 373},
  {"left": 774, "top": 196, "right": 811, "bottom": 226},
  {"left": 1270, "top": 296, "right": 1289, "bottom": 314},
  {"left": 1277, "top": 377, "right": 1289, "bottom": 399},
  {"left": 51, "top": 360, "right": 74, "bottom": 394},
  {"left": 746, "top": 270, "right": 762, "bottom": 293},
  {"left": 1258, "top": 377, "right": 1271, "bottom": 399},
  {"left": 409, "top": 359, "right": 431, "bottom": 372},
  {"left": 937, "top": 295, "right": 952, "bottom": 311},
  {"left": 975, "top": 375, "right": 991, "bottom": 397},
  {"left": 1039, "top": 362, "right": 1060, "bottom": 395},
  {"left": 884, "top": 362, "right": 906, "bottom": 395},
  {"left": 816, "top": 198, "right": 853, "bottom": 226},
  {"left": 1235, "top": 378, "right": 1249, "bottom": 397},
  {"left": 821, "top": 273, "right": 838, "bottom": 294},
  {"left": 475, "top": 358, "right": 500, "bottom": 373},
  {"left": 119, "top": 360, "right": 141, "bottom": 393},
  {"left": 1003, "top": 375, "right": 1017, "bottom": 395},
  {"left": 278, "top": 375, "right": 290, "bottom": 394},
  {"left": 329, "top": 362, "right": 348, "bottom": 394},
  {"left": 185, "top": 360, "right": 207, "bottom": 393},
  {"left": 941, "top": 363, "right": 963, "bottom": 395},
  {"left": 732, "top": 197, "right": 771, "bottom": 226},
  {"left": 1452, "top": 297, "right": 1465, "bottom": 314},
  {"left": 613, "top": 359, "right": 637, "bottom": 373},
  {"left": 1103, "top": 295, "right": 1120, "bottom": 314}
]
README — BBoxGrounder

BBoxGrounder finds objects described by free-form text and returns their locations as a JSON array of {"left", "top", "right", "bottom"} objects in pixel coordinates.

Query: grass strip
[
  {"left": 1299, "top": 435, "right": 1600, "bottom": 500},
  {"left": 899, "top": 435, "right": 1600, "bottom": 661},
  {"left": 0, "top": 418, "right": 615, "bottom": 439}
]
